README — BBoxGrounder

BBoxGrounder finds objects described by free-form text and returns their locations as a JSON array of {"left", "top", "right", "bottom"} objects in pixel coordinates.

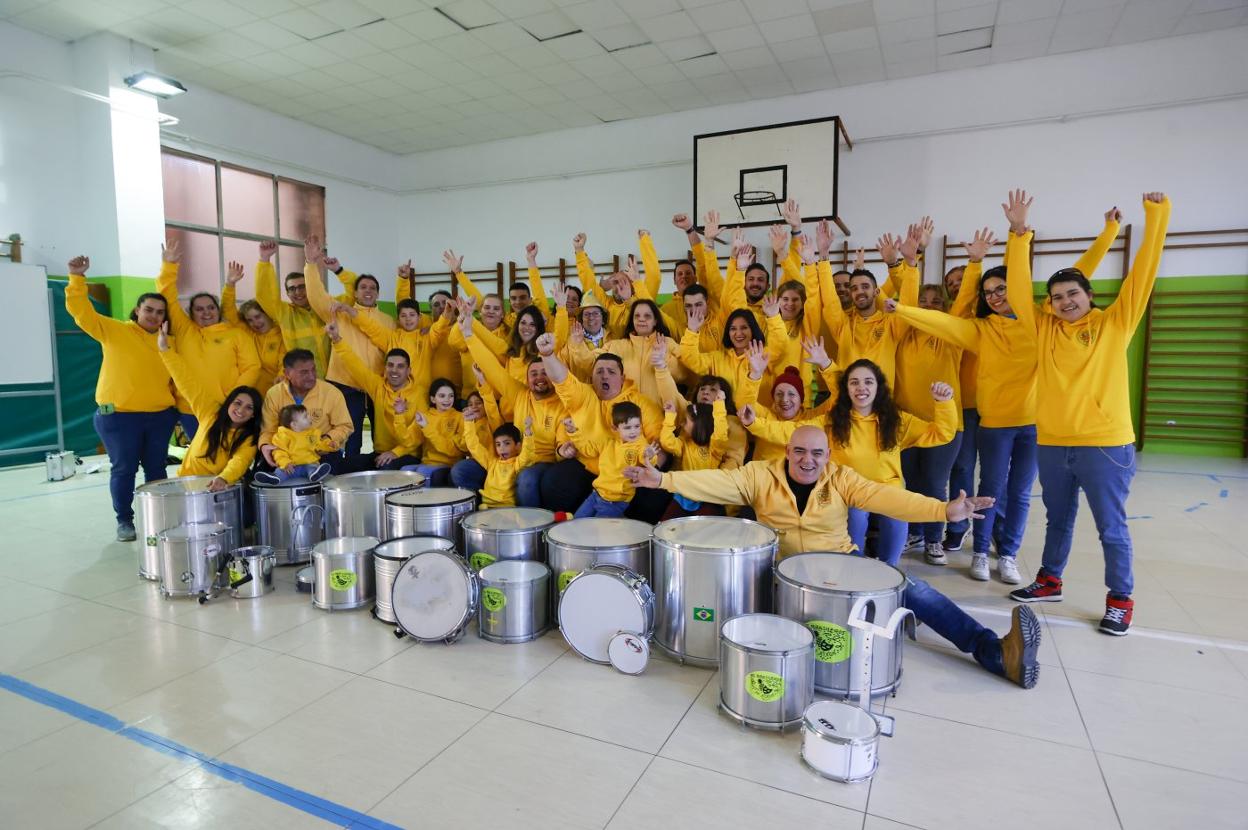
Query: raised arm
[
  {"left": 327, "top": 321, "right": 382, "bottom": 399},
  {"left": 525, "top": 242, "right": 551, "bottom": 318},
  {"left": 158, "top": 324, "right": 221, "bottom": 418},
  {"left": 818, "top": 259, "right": 848, "bottom": 338},
  {"left": 677, "top": 308, "right": 716, "bottom": 376},
  {"left": 1001, "top": 189, "right": 1037, "bottom": 328},
  {"left": 638, "top": 231, "right": 662, "bottom": 298},
  {"left": 951, "top": 228, "right": 995, "bottom": 318},
  {"left": 1072, "top": 207, "right": 1123, "bottom": 277},
  {"left": 1105, "top": 193, "right": 1171, "bottom": 332},
  {"left": 898, "top": 389, "right": 958, "bottom": 448},
  {"left": 887, "top": 301, "right": 981, "bottom": 352},
  {"left": 156, "top": 240, "right": 193, "bottom": 337},
  {"left": 300, "top": 234, "right": 334, "bottom": 323},
  {"left": 64, "top": 256, "right": 118, "bottom": 343},
  {"left": 461, "top": 412, "right": 493, "bottom": 468},
  {"left": 660, "top": 402, "right": 685, "bottom": 458},
  {"left": 440, "top": 249, "right": 482, "bottom": 307},
  {"left": 254, "top": 241, "right": 286, "bottom": 321},
  {"left": 221, "top": 261, "right": 243, "bottom": 326}
]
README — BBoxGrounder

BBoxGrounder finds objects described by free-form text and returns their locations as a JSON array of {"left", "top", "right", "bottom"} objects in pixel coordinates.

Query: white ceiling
[{"left": 5, "top": 0, "right": 1246, "bottom": 154}]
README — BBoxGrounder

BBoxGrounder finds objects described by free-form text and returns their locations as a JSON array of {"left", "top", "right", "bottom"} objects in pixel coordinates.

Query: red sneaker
[
  {"left": 1099, "top": 594, "right": 1134, "bottom": 636},
  {"left": 1009, "top": 572, "right": 1063, "bottom": 603}
]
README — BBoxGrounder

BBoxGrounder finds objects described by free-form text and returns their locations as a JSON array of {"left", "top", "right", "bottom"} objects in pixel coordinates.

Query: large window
[{"left": 161, "top": 148, "right": 326, "bottom": 301}]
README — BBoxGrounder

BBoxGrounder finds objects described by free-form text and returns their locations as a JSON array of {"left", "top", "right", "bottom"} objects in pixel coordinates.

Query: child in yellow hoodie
[
  {"left": 255, "top": 405, "right": 333, "bottom": 484},
  {"left": 572, "top": 401, "right": 654, "bottom": 518},
  {"left": 463, "top": 416, "right": 537, "bottom": 508},
  {"left": 659, "top": 392, "right": 730, "bottom": 519}
]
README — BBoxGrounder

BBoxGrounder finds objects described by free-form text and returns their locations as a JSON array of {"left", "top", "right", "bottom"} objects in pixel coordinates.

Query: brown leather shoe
[{"left": 1001, "top": 605, "right": 1041, "bottom": 689}]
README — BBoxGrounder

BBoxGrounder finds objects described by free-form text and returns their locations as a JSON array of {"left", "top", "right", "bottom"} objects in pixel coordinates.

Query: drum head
[
  {"left": 546, "top": 517, "right": 651, "bottom": 548},
  {"left": 479, "top": 559, "right": 548, "bottom": 584},
  {"left": 386, "top": 487, "right": 475, "bottom": 508},
  {"left": 462, "top": 507, "right": 554, "bottom": 532},
  {"left": 652, "top": 515, "right": 776, "bottom": 551},
  {"left": 608, "top": 632, "right": 649, "bottom": 675},
  {"left": 392, "top": 551, "right": 475, "bottom": 641},
  {"left": 323, "top": 470, "right": 424, "bottom": 492},
  {"left": 804, "top": 700, "right": 880, "bottom": 741},
  {"left": 777, "top": 552, "right": 904, "bottom": 593},
  {"left": 374, "top": 535, "right": 456, "bottom": 562},
  {"left": 137, "top": 476, "right": 222, "bottom": 495},
  {"left": 560, "top": 571, "right": 648, "bottom": 663},
  {"left": 721, "top": 614, "right": 813, "bottom": 652},
  {"left": 159, "top": 521, "right": 230, "bottom": 541}
]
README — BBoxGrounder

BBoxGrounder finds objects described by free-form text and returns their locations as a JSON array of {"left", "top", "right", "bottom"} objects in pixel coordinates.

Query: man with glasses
[{"left": 254, "top": 239, "right": 355, "bottom": 377}]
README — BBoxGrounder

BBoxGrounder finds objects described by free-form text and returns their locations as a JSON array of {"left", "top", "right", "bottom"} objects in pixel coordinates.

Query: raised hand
[
  {"left": 324, "top": 320, "right": 341, "bottom": 342},
  {"left": 458, "top": 305, "right": 474, "bottom": 339},
  {"left": 962, "top": 227, "right": 997, "bottom": 263},
  {"left": 303, "top": 234, "right": 322, "bottom": 265},
  {"left": 899, "top": 227, "right": 920, "bottom": 265},
  {"left": 915, "top": 215, "right": 934, "bottom": 251},
  {"left": 329, "top": 300, "right": 357, "bottom": 318},
  {"left": 769, "top": 224, "right": 788, "bottom": 257},
  {"left": 800, "top": 233, "right": 816, "bottom": 266},
  {"left": 67, "top": 255, "right": 90, "bottom": 276},
  {"left": 782, "top": 198, "right": 801, "bottom": 230},
  {"left": 930, "top": 381, "right": 954, "bottom": 402},
  {"left": 162, "top": 238, "right": 183, "bottom": 263},
  {"left": 396, "top": 259, "right": 413, "bottom": 279},
  {"left": 1105, "top": 206, "right": 1122, "bottom": 223},
  {"left": 535, "top": 332, "right": 556, "bottom": 356},
  {"left": 572, "top": 232, "right": 586, "bottom": 253},
  {"left": 323, "top": 256, "right": 341, "bottom": 273},
  {"left": 226, "top": 260, "right": 245, "bottom": 286},
  {"left": 816, "top": 218, "right": 834, "bottom": 258},
  {"left": 623, "top": 254, "right": 639, "bottom": 285},
  {"left": 746, "top": 340, "right": 769, "bottom": 379},
  {"left": 471, "top": 363, "right": 486, "bottom": 389},
  {"left": 525, "top": 242, "right": 538, "bottom": 266},
  {"left": 649, "top": 336, "right": 668, "bottom": 367},
  {"left": 551, "top": 280, "right": 568, "bottom": 310},
  {"left": 663, "top": 399, "right": 676, "bottom": 414},
  {"left": 739, "top": 403, "right": 756, "bottom": 427},
  {"left": 569, "top": 320, "right": 585, "bottom": 346},
  {"left": 852, "top": 247, "right": 865, "bottom": 271},
  {"left": 672, "top": 213, "right": 693, "bottom": 232},
  {"left": 876, "top": 233, "right": 902, "bottom": 267},
  {"left": 1143, "top": 191, "right": 1166, "bottom": 204},
  {"left": 801, "top": 335, "right": 831, "bottom": 369},
  {"left": 442, "top": 249, "right": 463, "bottom": 273},
  {"left": 762, "top": 292, "right": 780, "bottom": 318},
  {"left": 259, "top": 239, "right": 277, "bottom": 262},
  {"left": 685, "top": 303, "right": 706, "bottom": 333},
  {"left": 157, "top": 320, "right": 170, "bottom": 351},
  {"left": 1002, "top": 189, "right": 1033, "bottom": 235},
  {"left": 637, "top": 228, "right": 650, "bottom": 239},
  {"left": 703, "top": 210, "right": 721, "bottom": 246}
]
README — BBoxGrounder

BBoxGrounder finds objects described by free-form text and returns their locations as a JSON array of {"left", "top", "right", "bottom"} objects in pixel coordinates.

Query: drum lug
[{"left": 393, "top": 627, "right": 405, "bottom": 640}]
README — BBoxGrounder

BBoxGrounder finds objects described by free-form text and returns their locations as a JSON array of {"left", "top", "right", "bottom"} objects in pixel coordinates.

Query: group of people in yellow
[{"left": 67, "top": 188, "right": 1170, "bottom": 642}]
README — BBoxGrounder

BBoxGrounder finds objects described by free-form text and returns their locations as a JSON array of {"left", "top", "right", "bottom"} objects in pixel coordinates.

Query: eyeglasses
[{"left": 983, "top": 285, "right": 1007, "bottom": 299}]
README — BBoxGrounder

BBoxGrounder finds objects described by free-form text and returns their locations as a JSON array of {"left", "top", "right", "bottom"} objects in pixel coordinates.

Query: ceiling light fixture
[{"left": 124, "top": 71, "right": 187, "bottom": 98}]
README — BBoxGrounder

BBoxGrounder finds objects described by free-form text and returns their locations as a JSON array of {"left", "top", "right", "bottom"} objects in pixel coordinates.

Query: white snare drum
[
  {"left": 392, "top": 550, "right": 478, "bottom": 644},
  {"left": 559, "top": 565, "right": 654, "bottom": 664},
  {"left": 800, "top": 700, "right": 881, "bottom": 783},
  {"left": 608, "top": 632, "right": 650, "bottom": 676},
  {"left": 476, "top": 560, "right": 550, "bottom": 644}
]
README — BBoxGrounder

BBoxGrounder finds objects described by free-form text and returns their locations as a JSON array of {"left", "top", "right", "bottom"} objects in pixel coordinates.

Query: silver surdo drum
[
  {"left": 252, "top": 479, "right": 324, "bottom": 565},
  {"left": 157, "top": 522, "right": 230, "bottom": 600},
  {"left": 545, "top": 517, "right": 651, "bottom": 624},
  {"left": 476, "top": 560, "right": 550, "bottom": 644},
  {"left": 651, "top": 516, "right": 778, "bottom": 667},
  {"left": 719, "top": 613, "right": 814, "bottom": 731},
  {"left": 310, "top": 536, "right": 378, "bottom": 611},
  {"left": 461, "top": 508, "right": 555, "bottom": 571},
  {"left": 392, "top": 550, "right": 478, "bottom": 643},
  {"left": 136, "top": 477, "right": 242, "bottom": 580},
  {"left": 323, "top": 470, "right": 424, "bottom": 540},
  {"left": 774, "top": 552, "right": 907, "bottom": 698},
  {"left": 372, "top": 535, "right": 457, "bottom": 626},
  {"left": 385, "top": 487, "right": 476, "bottom": 548}
]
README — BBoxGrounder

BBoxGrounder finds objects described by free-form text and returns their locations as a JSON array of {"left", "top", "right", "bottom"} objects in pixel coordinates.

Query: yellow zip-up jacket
[
  {"left": 447, "top": 317, "right": 509, "bottom": 394},
  {"left": 770, "top": 261, "right": 824, "bottom": 399},
  {"left": 1035, "top": 199, "right": 1169, "bottom": 446},
  {"left": 159, "top": 348, "right": 256, "bottom": 482},
  {"left": 466, "top": 333, "right": 570, "bottom": 462},
  {"left": 352, "top": 311, "right": 451, "bottom": 406},
  {"left": 221, "top": 284, "right": 283, "bottom": 394},
  {"left": 744, "top": 389, "right": 839, "bottom": 463},
  {"left": 303, "top": 262, "right": 394, "bottom": 388},
  {"left": 890, "top": 233, "right": 1037, "bottom": 428},
  {"left": 574, "top": 251, "right": 661, "bottom": 339},
  {"left": 553, "top": 374, "right": 664, "bottom": 474},
  {"left": 272, "top": 426, "right": 333, "bottom": 468},
  {"left": 677, "top": 314, "right": 787, "bottom": 406},
  {"left": 951, "top": 260, "right": 982, "bottom": 411},
  {"left": 414, "top": 408, "right": 467, "bottom": 466},
  {"left": 463, "top": 421, "right": 537, "bottom": 508},
  {"left": 396, "top": 277, "right": 462, "bottom": 389},
  {"left": 453, "top": 265, "right": 550, "bottom": 331},
  {"left": 330, "top": 339, "right": 421, "bottom": 456},
  {"left": 573, "top": 333, "right": 688, "bottom": 403},
  {"left": 157, "top": 263, "right": 261, "bottom": 414},
  {"left": 661, "top": 400, "right": 729, "bottom": 471},
  {"left": 65, "top": 275, "right": 174, "bottom": 412},
  {"left": 894, "top": 267, "right": 966, "bottom": 429},
  {"left": 573, "top": 436, "right": 648, "bottom": 503},
  {"left": 659, "top": 458, "right": 948, "bottom": 559},
  {"left": 254, "top": 260, "right": 349, "bottom": 377},
  {"left": 259, "top": 380, "right": 353, "bottom": 450},
  {"left": 817, "top": 259, "right": 916, "bottom": 385}
]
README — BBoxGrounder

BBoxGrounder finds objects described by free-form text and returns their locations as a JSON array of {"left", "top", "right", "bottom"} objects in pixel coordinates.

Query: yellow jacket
[
  {"left": 571, "top": 333, "right": 688, "bottom": 403},
  {"left": 553, "top": 374, "right": 664, "bottom": 474},
  {"left": 221, "top": 284, "right": 283, "bottom": 394},
  {"left": 660, "top": 458, "right": 947, "bottom": 559},
  {"left": 466, "top": 333, "right": 570, "bottom": 463},
  {"left": 453, "top": 265, "right": 550, "bottom": 331},
  {"left": 159, "top": 348, "right": 256, "bottom": 482},
  {"left": 254, "top": 260, "right": 346, "bottom": 377},
  {"left": 259, "top": 380, "right": 353, "bottom": 450},
  {"left": 894, "top": 323, "right": 964, "bottom": 428},
  {"left": 1034, "top": 199, "right": 1169, "bottom": 446},
  {"left": 65, "top": 275, "right": 174, "bottom": 412},
  {"left": 303, "top": 263, "right": 394, "bottom": 388},
  {"left": 272, "top": 426, "right": 333, "bottom": 468},
  {"left": 818, "top": 259, "right": 916, "bottom": 385},
  {"left": 396, "top": 277, "right": 462, "bottom": 389},
  {"left": 744, "top": 392, "right": 839, "bottom": 462},
  {"left": 574, "top": 250, "right": 660, "bottom": 339},
  {"left": 414, "top": 408, "right": 467, "bottom": 466},
  {"left": 330, "top": 338, "right": 421, "bottom": 455},
  {"left": 351, "top": 309, "right": 451, "bottom": 405},
  {"left": 575, "top": 435, "right": 649, "bottom": 503},
  {"left": 463, "top": 420, "right": 537, "bottom": 508},
  {"left": 661, "top": 400, "right": 729, "bottom": 471},
  {"left": 157, "top": 262, "right": 261, "bottom": 414},
  {"left": 677, "top": 314, "right": 788, "bottom": 406}
]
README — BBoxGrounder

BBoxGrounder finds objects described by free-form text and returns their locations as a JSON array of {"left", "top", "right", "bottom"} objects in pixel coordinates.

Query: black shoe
[
  {"left": 254, "top": 471, "right": 280, "bottom": 486},
  {"left": 1099, "top": 594, "right": 1134, "bottom": 636},
  {"left": 116, "top": 521, "right": 137, "bottom": 542},
  {"left": 309, "top": 463, "right": 332, "bottom": 482},
  {"left": 942, "top": 528, "right": 967, "bottom": 551},
  {"left": 1000, "top": 606, "right": 1041, "bottom": 689},
  {"left": 1010, "top": 572, "right": 1063, "bottom": 603}
]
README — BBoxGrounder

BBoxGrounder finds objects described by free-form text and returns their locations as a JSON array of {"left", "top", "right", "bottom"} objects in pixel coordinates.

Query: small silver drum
[
  {"left": 476, "top": 560, "right": 550, "bottom": 644},
  {"left": 461, "top": 508, "right": 555, "bottom": 571},
  {"left": 544, "top": 517, "right": 651, "bottom": 624},
  {"left": 651, "top": 516, "right": 778, "bottom": 667},
  {"left": 385, "top": 487, "right": 476, "bottom": 548},
  {"left": 559, "top": 565, "right": 655, "bottom": 665},
  {"left": 310, "top": 536, "right": 378, "bottom": 611},
  {"left": 774, "top": 552, "right": 907, "bottom": 698},
  {"left": 392, "top": 550, "right": 479, "bottom": 644},
  {"left": 225, "top": 545, "right": 276, "bottom": 599},
  {"left": 800, "top": 700, "right": 881, "bottom": 783},
  {"left": 253, "top": 479, "right": 324, "bottom": 565},
  {"left": 718, "top": 613, "right": 814, "bottom": 731},
  {"left": 323, "top": 470, "right": 424, "bottom": 540},
  {"left": 372, "top": 535, "right": 457, "bottom": 625},
  {"left": 137, "top": 477, "right": 242, "bottom": 580},
  {"left": 157, "top": 522, "right": 230, "bottom": 600}
]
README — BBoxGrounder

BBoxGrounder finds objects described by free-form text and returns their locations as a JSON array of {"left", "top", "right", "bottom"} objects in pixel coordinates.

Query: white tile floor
[{"left": 1, "top": 452, "right": 1246, "bottom": 830}]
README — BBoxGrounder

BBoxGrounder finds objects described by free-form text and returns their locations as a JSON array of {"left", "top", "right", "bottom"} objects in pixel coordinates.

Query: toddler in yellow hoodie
[
  {"left": 254, "top": 404, "right": 334, "bottom": 484},
  {"left": 571, "top": 401, "right": 654, "bottom": 518}
]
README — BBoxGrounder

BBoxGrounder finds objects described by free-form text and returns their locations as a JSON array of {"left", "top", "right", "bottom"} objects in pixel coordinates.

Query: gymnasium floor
[{"left": 0, "top": 452, "right": 1244, "bottom": 830}]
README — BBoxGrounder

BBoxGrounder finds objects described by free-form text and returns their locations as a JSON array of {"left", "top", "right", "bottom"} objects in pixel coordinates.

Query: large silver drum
[
  {"left": 719, "top": 613, "right": 814, "bottom": 731},
  {"left": 137, "top": 477, "right": 242, "bottom": 580},
  {"left": 651, "top": 516, "right": 778, "bottom": 667},
  {"left": 545, "top": 517, "right": 651, "bottom": 624},
  {"left": 323, "top": 470, "right": 424, "bottom": 540},
  {"left": 311, "top": 536, "right": 378, "bottom": 611},
  {"left": 477, "top": 560, "right": 550, "bottom": 644},
  {"left": 774, "top": 552, "right": 907, "bottom": 698},
  {"left": 461, "top": 508, "right": 555, "bottom": 571},
  {"left": 373, "top": 535, "right": 457, "bottom": 625},
  {"left": 157, "top": 522, "right": 230, "bottom": 600},
  {"left": 385, "top": 487, "right": 476, "bottom": 547},
  {"left": 253, "top": 480, "right": 324, "bottom": 565}
]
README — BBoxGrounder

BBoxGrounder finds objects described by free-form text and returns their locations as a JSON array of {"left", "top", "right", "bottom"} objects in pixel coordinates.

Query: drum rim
[
  {"left": 719, "top": 612, "right": 815, "bottom": 655},
  {"left": 384, "top": 487, "right": 476, "bottom": 507},
  {"left": 775, "top": 551, "right": 906, "bottom": 595},
  {"left": 560, "top": 567, "right": 655, "bottom": 663},
  {"left": 322, "top": 469, "right": 425, "bottom": 492},
  {"left": 607, "top": 631, "right": 650, "bottom": 675},
  {"left": 158, "top": 521, "right": 232, "bottom": 540},
  {"left": 544, "top": 517, "right": 654, "bottom": 548},
  {"left": 250, "top": 479, "right": 321, "bottom": 492},
  {"left": 138, "top": 475, "right": 242, "bottom": 495},
  {"left": 799, "top": 744, "right": 879, "bottom": 783},
  {"left": 373, "top": 534, "right": 457, "bottom": 562},
  {"left": 461, "top": 508, "right": 556, "bottom": 534},
  {"left": 312, "top": 536, "right": 380, "bottom": 557},
  {"left": 392, "top": 549, "right": 479, "bottom": 641},
  {"left": 652, "top": 514, "right": 778, "bottom": 553},
  {"left": 802, "top": 701, "right": 882, "bottom": 747}
]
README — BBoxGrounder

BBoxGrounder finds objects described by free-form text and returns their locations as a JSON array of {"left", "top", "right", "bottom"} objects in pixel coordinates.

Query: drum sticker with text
[
  {"left": 469, "top": 552, "right": 497, "bottom": 571},
  {"left": 558, "top": 570, "right": 578, "bottom": 593},
  {"left": 693, "top": 607, "right": 715, "bottom": 622},
  {"left": 329, "top": 569, "right": 357, "bottom": 591},
  {"left": 807, "top": 620, "right": 852, "bottom": 663},
  {"left": 745, "top": 671, "right": 785, "bottom": 702},
  {"left": 482, "top": 587, "right": 507, "bottom": 612}
]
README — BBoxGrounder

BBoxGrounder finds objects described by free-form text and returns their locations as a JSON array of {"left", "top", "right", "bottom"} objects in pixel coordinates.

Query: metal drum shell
[
  {"left": 718, "top": 613, "right": 814, "bottom": 731},
  {"left": 311, "top": 536, "right": 379, "bottom": 611},
  {"left": 137, "top": 477, "right": 242, "bottom": 580},
  {"left": 800, "top": 700, "right": 881, "bottom": 783},
  {"left": 544, "top": 518, "right": 651, "bottom": 625},
  {"left": 651, "top": 516, "right": 778, "bottom": 667},
  {"left": 252, "top": 480, "right": 324, "bottom": 565},
  {"left": 773, "top": 552, "right": 906, "bottom": 698},
  {"left": 372, "top": 535, "right": 457, "bottom": 625},
  {"left": 385, "top": 488, "right": 476, "bottom": 549},
  {"left": 476, "top": 560, "right": 550, "bottom": 644},
  {"left": 461, "top": 508, "right": 555, "bottom": 569},
  {"left": 157, "top": 522, "right": 231, "bottom": 599},
  {"left": 322, "top": 471, "right": 424, "bottom": 540},
  {"left": 226, "top": 546, "right": 276, "bottom": 599}
]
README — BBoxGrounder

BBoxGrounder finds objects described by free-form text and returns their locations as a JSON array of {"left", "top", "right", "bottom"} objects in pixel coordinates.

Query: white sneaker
[
  {"left": 998, "top": 557, "right": 1022, "bottom": 584},
  {"left": 906, "top": 534, "right": 924, "bottom": 552},
  {"left": 924, "top": 542, "right": 947, "bottom": 565},
  {"left": 970, "top": 554, "right": 990, "bottom": 581}
]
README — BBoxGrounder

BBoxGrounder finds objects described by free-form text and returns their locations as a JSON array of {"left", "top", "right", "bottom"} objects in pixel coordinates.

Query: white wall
[{"left": 396, "top": 26, "right": 1248, "bottom": 290}]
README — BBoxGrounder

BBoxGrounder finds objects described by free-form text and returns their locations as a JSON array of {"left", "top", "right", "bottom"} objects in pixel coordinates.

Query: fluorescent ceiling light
[{"left": 124, "top": 72, "right": 187, "bottom": 98}]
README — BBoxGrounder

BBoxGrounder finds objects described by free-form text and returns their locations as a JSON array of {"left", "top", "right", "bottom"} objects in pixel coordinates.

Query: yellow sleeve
[
  {"left": 1073, "top": 219, "right": 1121, "bottom": 277},
  {"left": 639, "top": 393, "right": 665, "bottom": 443},
  {"left": 272, "top": 439, "right": 294, "bottom": 469},
  {"left": 678, "top": 327, "right": 715, "bottom": 376},
  {"left": 465, "top": 333, "right": 526, "bottom": 406},
  {"left": 722, "top": 258, "right": 746, "bottom": 312},
  {"left": 218, "top": 440, "right": 258, "bottom": 484},
  {"left": 653, "top": 363, "right": 684, "bottom": 411},
  {"left": 64, "top": 275, "right": 116, "bottom": 343},
  {"left": 234, "top": 330, "right": 262, "bottom": 389},
  {"left": 659, "top": 465, "right": 755, "bottom": 507},
  {"left": 878, "top": 270, "right": 897, "bottom": 300},
  {"left": 639, "top": 233, "right": 662, "bottom": 298},
  {"left": 159, "top": 348, "right": 219, "bottom": 419},
  {"left": 156, "top": 261, "right": 193, "bottom": 338},
  {"left": 736, "top": 372, "right": 762, "bottom": 408},
  {"left": 745, "top": 413, "right": 799, "bottom": 446},
  {"left": 454, "top": 270, "right": 483, "bottom": 306},
  {"left": 481, "top": 387, "right": 505, "bottom": 431},
  {"left": 898, "top": 399, "right": 957, "bottom": 449},
  {"left": 518, "top": 430, "right": 537, "bottom": 469},
  {"left": 427, "top": 315, "right": 452, "bottom": 349},
  {"left": 950, "top": 260, "right": 981, "bottom": 318},
  {"left": 576, "top": 251, "right": 609, "bottom": 306},
  {"left": 892, "top": 261, "right": 921, "bottom": 308},
  {"left": 353, "top": 307, "right": 395, "bottom": 351},
  {"left": 1004, "top": 231, "right": 1036, "bottom": 329},
  {"left": 779, "top": 250, "right": 802, "bottom": 286},
  {"left": 801, "top": 263, "right": 822, "bottom": 339},
  {"left": 691, "top": 241, "right": 706, "bottom": 286},
  {"left": 710, "top": 399, "right": 729, "bottom": 452},
  {"left": 334, "top": 269, "right": 357, "bottom": 304},
  {"left": 764, "top": 314, "right": 789, "bottom": 367},
  {"left": 221, "top": 284, "right": 240, "bottom": 326},
  {"left": 330, "top": 338, "right": 383, "bottom": 399},
  {"left": 660, "top": 411, "right": 684, "bottom": 458},
  {"left": 1105, "top": 198, "right": 1171, "bottom": 333},
  {"left": 553, "top": 306, "right": 570, "bottom": 346},
  {"left": 453, "top": 317, "right": 508, "bottom": 362},
  {"left": 834, "top": 465, "right": 947, "bottom": 523},
  {"left": 700, "top": 245, "right": 725, "bottom": 304},
  {"left": 395, "top": 273, "right": 411, "bottom": 305},
  {"left": 254, "top": 261, "right": 286, "bottom": 323},
  {"left": 818, "top": 260, "right": 847, "bottom": 338},
  {"left": 891, "top": 305, "right": 981, "bottom": 352},
  {"left": 302, "top": 261, "right": 333, "bottom": 323},
  {"left": 527, "top": 265, "right": 551, "bottom": 319},
  {"left": 721, "top": 417, "right": 748, "bottom": 469},
  {"left": 462, "top": 419, "right": 493, "bottom": 468}
]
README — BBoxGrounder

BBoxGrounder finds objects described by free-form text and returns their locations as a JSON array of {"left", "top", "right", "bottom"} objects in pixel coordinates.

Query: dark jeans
[
  {"left": 947, "top": 408, "right": 979, "bottom": 536},
  {"left": 454, "top": 460, "right": 557, "bottom": 507},
  {"left": 177, "top": 412, "right": 199, "bottom": 442},
  {"left": 451, "top": 458, "right": 486, "bottom": 492},
  {"left": 904, "top": 573, "right": 1004, "bottom": 676},
  {"left": 975, "top": 424, "right": 1037, "bottom": 558},
  {"left": 901, "top": 432, "right": 964, "bottom": 543},
  {"left": 94, "top": 408, "right": 179, "bottom": 524},
  {"left": 540, "top": 459, "right": 595, "bottom": 513},
  {"left": 332, "top": 382, "right": 371, "bottom": 457},
  {"left": 337, "top": 452, "right": 420, "bottom": 474}
]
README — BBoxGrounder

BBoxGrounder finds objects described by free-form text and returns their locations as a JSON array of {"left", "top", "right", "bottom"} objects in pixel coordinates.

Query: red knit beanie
[{"left": 773, "top": 366, "right": 804, "bottom": 405}]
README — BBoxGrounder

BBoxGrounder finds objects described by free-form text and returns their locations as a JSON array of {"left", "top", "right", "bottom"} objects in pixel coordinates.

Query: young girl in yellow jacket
[
  {"left": 659, "top": 392, "right": 729, "bottom": 520},
  {"left": 402, "top": 379, "right": 466, "bottom": 487}
]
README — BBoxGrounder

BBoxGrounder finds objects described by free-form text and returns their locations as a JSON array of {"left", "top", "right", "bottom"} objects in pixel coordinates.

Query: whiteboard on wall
[
  {"left": 0, "top": 263, "right": 53, "bottom": 385},
  {"left": 694, "top": 116, "right": 851, "bottom": 233}
]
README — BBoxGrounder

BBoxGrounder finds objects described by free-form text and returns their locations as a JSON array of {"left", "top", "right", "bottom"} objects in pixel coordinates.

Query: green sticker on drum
[
  {"left": 558, "top": 570, "right": 578, "bottom": 593},
  {"left": 469, "top": 552, "right": 496, "bottom": 571},
  {"left": 482, "top": 587, "right": 506, "bottom": 612},
  {"left": 228, "top": 567, "right": 245, "bottom": 584},
  {"left": 807, "top": 620, "right": 852, "bottom": 664},
  {"left": 329, "top": 569, "right": 356, "bottom": 591},
  {"left": 745, "top": 671, "right": 785, "bottom": 702}
]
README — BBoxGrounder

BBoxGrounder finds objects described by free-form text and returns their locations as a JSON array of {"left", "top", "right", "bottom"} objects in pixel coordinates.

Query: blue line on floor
[
  {"left": 1125, "top": 515, "right": 1152, "bottom": 520},
  {"left": 0, "top": 673, "right": 404, "bottom": 830},
  {"left": 1220, "top": 489, "right": 1229, "bottom": 498},
  {"left": 1184, "top": 502, "right": 1209, "bottom": 513}
]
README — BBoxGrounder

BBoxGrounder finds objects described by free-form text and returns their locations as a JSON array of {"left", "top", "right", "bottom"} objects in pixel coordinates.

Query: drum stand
[{"left": 846, "top": 597, "right": 913, "bottom": 739}]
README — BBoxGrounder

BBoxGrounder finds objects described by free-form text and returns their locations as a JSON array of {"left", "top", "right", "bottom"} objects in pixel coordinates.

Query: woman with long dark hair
[
  {"left": 578, "top": 297, "right": 688, "bottom": 402},
  {"left": 679, "top": 296, "right": 787, "bottom": 407}
]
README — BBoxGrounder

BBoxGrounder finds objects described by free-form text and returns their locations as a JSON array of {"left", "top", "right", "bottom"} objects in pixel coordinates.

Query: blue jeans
[
  {"left": 94, "top": 408, "right": 179, "bottom": 524},
  {"left": 516, "top": 462, "right": 553, "bottom": 508},
  {"left": 1038, "top": 444, "right": 1137, "bottom": 596},
  {"left": 332, "top": 382, "right": 370, "bottom": 457},
  {"left": 903, "top": 574, "right": 1004, "bottom": 676},
  {"left": 848, "top": 508, "right": 907, "bottom": 567},
  {"left": 947, "top": 408, "right": 979, "bottom": 536},
  {"left": 901, "top": 432, "right": 963, "bottom": 543},
  {"left": 451, "top": 458, "right": 486, "bottom": 492},
  {"left": 575, "top": 491, "right": 630, "bottom": 518},
  {"left": 177, "top": 412, "right": 199, "bottom": 442},
  {"left": 974, "top": 424, "right": 1037, "bottom": 558},
  {"left": 403, "top": 463, "right": 450, "bottom": 487},
  {"left": 272, "top": 463, "right": 321, "bottom": 482}
]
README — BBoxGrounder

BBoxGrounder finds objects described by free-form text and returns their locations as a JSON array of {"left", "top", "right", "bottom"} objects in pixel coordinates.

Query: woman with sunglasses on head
[{"left": 221, "top": 260, "right": 283, "bottom": 394}]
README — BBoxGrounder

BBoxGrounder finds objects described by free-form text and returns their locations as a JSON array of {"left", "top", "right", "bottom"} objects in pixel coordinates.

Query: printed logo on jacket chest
[
  {"left": 816, "top": 483, "right": 832, "bottom": 506},
  {"left": 1076, "top": 329, "right": 1095, "bottom": 347}
]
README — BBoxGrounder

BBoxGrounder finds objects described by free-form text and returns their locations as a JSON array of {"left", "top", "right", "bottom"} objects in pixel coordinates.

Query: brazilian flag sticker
[
  {"left": 693, "top": 607, "right": 715, "bottom": 622},
  {"left": 329, "top": 569, "right": 356, "bottom": 591},
  {"left": 482, "top": 587, "right": 506, "bottom": 612},
  {"left": 807, "top": 620, "right": 852, "bottom": 664},
  {"left": 745, "top": 670, "right": 785, "bottom": 702}
]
